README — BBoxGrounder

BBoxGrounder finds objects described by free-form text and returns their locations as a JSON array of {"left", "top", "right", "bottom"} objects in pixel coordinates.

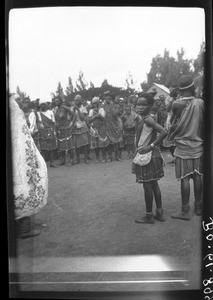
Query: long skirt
[
  {"left": 123, "top": 133, "right": 135, "bottom": 145},
  {"left": 73, "top": 125, "right": 89, "bottom": 149},
  {"left": 175, "top": 156, "right": 203, "bottom": 180},
  {"left": 132, "top": 147, "right": 165, "bottom": 183},
  {"left": 99, "top": 136, "right": 110, "bottom": 148},
  {"left": 39, "top": 128, "right": 57, "bottom": 151},
  {"left": 89, "top": 127, "right": 99, "bottom": 149},
  {"left": 57, "top": 128, "right": 75, "bottom": 151}
]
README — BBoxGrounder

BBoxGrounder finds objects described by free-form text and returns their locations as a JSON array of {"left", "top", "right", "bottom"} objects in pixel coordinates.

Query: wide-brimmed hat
[{"left": 178, "top": 75, "right": 194, "bottom": 90}]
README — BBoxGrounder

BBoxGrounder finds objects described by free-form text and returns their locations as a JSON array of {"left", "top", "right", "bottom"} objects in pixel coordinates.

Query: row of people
[
  {"left": 12, "top": 74, "right": 204, "bottom": 237},
  {"left": 22, "top": 92, "right": 143, "bottom": 166}
]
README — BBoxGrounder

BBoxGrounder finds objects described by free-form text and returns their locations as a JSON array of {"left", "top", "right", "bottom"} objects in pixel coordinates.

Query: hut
[{"left": 147, "top": 83, "right": 170, "bottom": 99}]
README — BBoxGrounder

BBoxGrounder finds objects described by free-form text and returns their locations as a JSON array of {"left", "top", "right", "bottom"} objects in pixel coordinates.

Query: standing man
[{"left": 169, "top": 75, "right": 204, "bottom": 220}]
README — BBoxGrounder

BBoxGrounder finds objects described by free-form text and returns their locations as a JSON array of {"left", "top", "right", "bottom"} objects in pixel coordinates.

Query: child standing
[{"left": 132, "top": 93, "right": 167, "bottom": 224}]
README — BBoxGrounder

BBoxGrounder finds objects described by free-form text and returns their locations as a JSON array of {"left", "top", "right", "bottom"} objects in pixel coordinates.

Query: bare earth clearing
[{"left": 15, "top": 150, "right": 202, "bottom": 293}]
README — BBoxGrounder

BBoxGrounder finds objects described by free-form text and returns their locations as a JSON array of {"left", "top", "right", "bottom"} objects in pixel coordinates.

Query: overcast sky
[{"left": 8, "top": 7, "right": 205, "bottom": 100}]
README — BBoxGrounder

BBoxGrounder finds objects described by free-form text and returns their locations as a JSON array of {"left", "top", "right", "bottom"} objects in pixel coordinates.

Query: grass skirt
[
  {"left": 132, "top": 147, "right": 165, "bottom": 183},
  {"left": 89, "top": 127, "right": 99, "bottom": 149},
  {"left": 57, "top": 128, "right": 75, "bottom": 151},
  {"left": 175, "top": 156, "right": 203, "bottom": 180},
  {"left": 90, "top": 134, "right": 99, "bottom": 149},
  {"left": 123, "top": 133, "right": 135, "bottom": 145},
  {"left": 39, "top": 128, "right": 57, "bottom": 151},
  {"left": 74, "top": 132, "right": 89, "bottom": 148},
  {"left": 99, "top": 136, "right": 110, "bottom": 148},
  {"left": 73, "top": 124, "right": 89, "bottom": 148}
]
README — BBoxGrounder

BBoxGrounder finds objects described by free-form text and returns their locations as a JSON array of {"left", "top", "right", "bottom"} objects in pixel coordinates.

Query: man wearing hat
[{"left": 168, "top": 75, "right": 204, "bottom": 220}]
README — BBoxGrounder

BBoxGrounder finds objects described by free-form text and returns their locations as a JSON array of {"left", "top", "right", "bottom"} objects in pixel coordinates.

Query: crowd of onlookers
[
  {"left": 15, "top": 90, "right": 173, "bottom": 167},
  {"left": 11, "top": 75, "right": 204, "bottom": 237},
  {"left": 15, "top": 75, "right": 203, "bottom": 168}
]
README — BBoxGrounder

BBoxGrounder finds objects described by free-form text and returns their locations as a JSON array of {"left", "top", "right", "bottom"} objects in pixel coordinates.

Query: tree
[
  {"left": 101, "top": 79, "right": 109, "bottom": 88},
  {"left": 16, "top": 86, "right": 28, "bottom": 101},
  {"left": 75, "top": 81, "right": 83, "bottom": 92},
  {"left": 140, "top": 81, "right": 150, "bottom": 92},
  {"left": 193, "top": 41, "right": 205, "bottom": 77},
  {"left": 145, "top": 48, "right": 193, "bottom": 88},
  {"left": 65, "top": 77, "right": 74, "bottom": 95},
  {"left": 90, "top": 81, "right": 95, "bottom": 88},
  {"left": 55, "top": 82, "right": 65, "bottom": 99},
  {"left": 77, "top": 71, "right": 88, "bottom": 91},
  {"left": 50, "top": 92, "right": 56, "bottom": 99}
]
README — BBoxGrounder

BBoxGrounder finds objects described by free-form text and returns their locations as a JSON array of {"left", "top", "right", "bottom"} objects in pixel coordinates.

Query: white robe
[{"left": 10, "top": 96, "right": 48, "bottom": 219}]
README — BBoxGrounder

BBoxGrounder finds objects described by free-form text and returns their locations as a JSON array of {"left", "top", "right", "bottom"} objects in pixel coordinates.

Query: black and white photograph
[{"left": 6, "top": 2, "right": 212, "bottom": 299}]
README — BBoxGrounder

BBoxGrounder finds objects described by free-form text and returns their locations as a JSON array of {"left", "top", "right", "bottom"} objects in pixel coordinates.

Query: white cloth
[
  {"left": 28, "top": 111, "right": 38, "bottom": 135},
  {"left": 99, "top": 107, "right": 106, "bottom": 118},
  {"left": 88, "top": 109, "right": 94, "bottom": 118},
  {"left": 10, "top": 97, "right": 48, "bottom": 219},
  {"left": 133, "top": 151, "right": 152, "bottom": 166},
  {"left": 39, "top": 110, "right": 55, "bottom": 122},
  {"left": 89, "top": 107, "right": 106, "bottom": 118},
  {"left": 37, "top": 110, "right": 55, "bottom": 130},
  {"left": 79, "top": 105, "right": 88, "bottom": 115}
]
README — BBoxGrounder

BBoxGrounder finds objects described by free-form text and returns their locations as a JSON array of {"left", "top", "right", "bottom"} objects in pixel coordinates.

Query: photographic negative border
[{"left": 5, "top": 0, "right": 212, "bottom": 299}]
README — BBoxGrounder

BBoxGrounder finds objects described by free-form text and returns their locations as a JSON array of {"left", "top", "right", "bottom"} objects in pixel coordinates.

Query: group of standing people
[
  {"left": 10, "top": 74, "right": 204, "bottom": 241},
  {"left": 132, "top": 75, "right": 204, "bottom": 223},
  {"left": 21, "top": 92, "right": 143, "bottom": 167}
]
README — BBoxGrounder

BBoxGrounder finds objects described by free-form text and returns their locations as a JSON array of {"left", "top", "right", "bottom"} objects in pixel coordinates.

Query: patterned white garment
[{"left": 9, "top": 95, "right": 48, "bottom": 220}]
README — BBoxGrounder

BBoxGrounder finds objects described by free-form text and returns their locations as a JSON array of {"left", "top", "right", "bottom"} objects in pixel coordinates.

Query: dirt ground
[{"left": 14, "top": 149, "right": 202, "bottom": 293}]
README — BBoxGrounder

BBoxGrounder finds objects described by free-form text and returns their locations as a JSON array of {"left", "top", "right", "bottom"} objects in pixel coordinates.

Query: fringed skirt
[
  {"left": 175, "top": 156, "right": 203, "bottom": 180},
  {"left": 132, "top": 147, "right": 165, "bottom": 183},
  {"left": 89, "top": 127, "right": 99, "bottom": 149},
  {"left": 39, "top": 128, "right": 57, "bottom": 151},
  {"left": 90, "top": 132, "right": 110, "bottom": 149},
  {"left": 99, "top": 136, "right": 110, "bottom": 148},
  {"left": 73, "top": 125, "right": 89, "bottom": 149},
  {"left": 123, "top": 133, "right": 135, "bottom": 145},
  {"left": 57, "top": 128, "right": 75, "bottom": 151}
]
